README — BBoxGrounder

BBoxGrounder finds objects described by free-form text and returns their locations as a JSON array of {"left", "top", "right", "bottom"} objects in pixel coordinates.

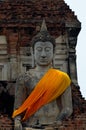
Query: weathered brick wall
[
  {"left": 0, "top": 114, "right": 13, "bottom": 130},
  {"left": 0, "top": 0, "right": 80, "bottom": 51}
]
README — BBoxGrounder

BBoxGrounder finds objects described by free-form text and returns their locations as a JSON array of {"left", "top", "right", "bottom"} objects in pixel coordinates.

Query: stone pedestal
[
  {"left": 23, "top": 128, "right": 42, "bottom": 130},
  {"left": 23, "top": 127, "right": 55, "bottom": 130}
]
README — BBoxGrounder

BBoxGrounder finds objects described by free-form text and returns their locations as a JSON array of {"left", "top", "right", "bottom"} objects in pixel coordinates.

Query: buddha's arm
[
  {"left": 57, "top": 86, "right": 73, "bottom": 121},
  {"left": 14, "top": 77, "right": 27, "bottom": 110},
  {"left": 13, "top": 74, "right": 27, "bottom": 129}
]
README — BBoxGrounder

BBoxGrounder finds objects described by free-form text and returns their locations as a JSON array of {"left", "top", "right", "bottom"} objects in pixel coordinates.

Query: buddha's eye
[
  {"left": 36, "top": 47, "right": 42, "bottom": 51},
  {"left": 45, "top": 47, "right": 51, "bottom": 52}
]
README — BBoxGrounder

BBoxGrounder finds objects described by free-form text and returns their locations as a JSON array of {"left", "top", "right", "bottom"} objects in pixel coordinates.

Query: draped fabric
[{"left": 12, "top": 69, "right": 71, "bottom": 121}]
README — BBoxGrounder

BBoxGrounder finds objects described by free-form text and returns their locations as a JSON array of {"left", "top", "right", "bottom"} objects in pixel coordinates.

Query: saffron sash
[{"left": 12, "top": 68, "right": 71, "bottom": 121}]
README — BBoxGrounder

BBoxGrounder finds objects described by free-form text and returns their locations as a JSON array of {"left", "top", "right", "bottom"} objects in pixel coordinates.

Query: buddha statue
[{"left": 13, "top": 20, "right": 73, "bottom": 130}]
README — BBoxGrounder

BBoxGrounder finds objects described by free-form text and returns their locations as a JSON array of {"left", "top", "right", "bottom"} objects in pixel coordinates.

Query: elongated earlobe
[
  {"left": 52, "top": 58, "right": 54, "bottom": 68},
  {"left": 52, "top": 49, "right": 55, "bottom": 68},
  {"left": 31, "top": 47, "right": 35, "bottom": 68}
]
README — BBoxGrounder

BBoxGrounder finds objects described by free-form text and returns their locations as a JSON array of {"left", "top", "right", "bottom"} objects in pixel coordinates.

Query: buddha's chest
[{"left": 23, "top": 70, "right": 59, "bottom": 126}]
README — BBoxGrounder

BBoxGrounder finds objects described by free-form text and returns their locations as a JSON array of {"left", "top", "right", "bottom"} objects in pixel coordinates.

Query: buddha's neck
[{"left": 35, "top": 65, "right": 52, "bottom": 72}]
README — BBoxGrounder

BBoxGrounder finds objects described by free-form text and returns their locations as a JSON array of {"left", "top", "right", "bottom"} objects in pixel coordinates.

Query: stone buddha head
[{"left": 31, "top": 20, "right": 56, "bottom": 67}]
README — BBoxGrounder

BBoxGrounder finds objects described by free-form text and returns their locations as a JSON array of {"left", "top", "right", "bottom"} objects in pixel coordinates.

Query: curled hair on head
[{"left": 31, "top": 19, "right": 56, "bottom": 49}]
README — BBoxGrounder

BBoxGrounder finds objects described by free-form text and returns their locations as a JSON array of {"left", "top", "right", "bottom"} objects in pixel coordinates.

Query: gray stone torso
[{"left": 19, "top": 69, "right": 59, "bottom": 126}]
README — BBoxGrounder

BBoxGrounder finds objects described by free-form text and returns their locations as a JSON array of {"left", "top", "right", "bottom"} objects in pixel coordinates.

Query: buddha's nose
[{"left": 41, "top": 50, "right": 46, "bottom": 58}]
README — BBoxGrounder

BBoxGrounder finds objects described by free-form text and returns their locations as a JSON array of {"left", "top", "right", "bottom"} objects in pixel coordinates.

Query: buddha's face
[{"left": 34, "top": 41, "right": 54, "bottom": 66}]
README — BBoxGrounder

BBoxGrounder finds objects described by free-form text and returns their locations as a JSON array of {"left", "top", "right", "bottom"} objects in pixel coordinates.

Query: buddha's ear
[
  {"left": 53, "top": 40, "right": 56, "bottom": 53},
  {"left": 52, "top": 47, "right": 56, "bottom": 68},
  {"left": 31, "top": 47, "right": 35, "bottom": 68},
  {"left": 53, "top": 44, "right": 56, "bottom": 56}
]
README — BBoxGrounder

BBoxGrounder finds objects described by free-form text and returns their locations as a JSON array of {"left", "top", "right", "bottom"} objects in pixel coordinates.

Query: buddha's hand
[
  {"left": 14, "top": 119, "right": 22, "bottom": 130},
  {"left": 54, "top": 120, "right": 62, "bottom": 126}
]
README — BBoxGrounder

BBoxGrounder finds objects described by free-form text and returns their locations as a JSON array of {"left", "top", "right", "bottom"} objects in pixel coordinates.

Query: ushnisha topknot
[{"left": 31, "top": 19, "right": 55, "bottom": 48}]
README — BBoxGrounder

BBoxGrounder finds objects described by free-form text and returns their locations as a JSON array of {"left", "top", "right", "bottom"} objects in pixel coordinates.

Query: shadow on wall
[{"left": 0, "top": 81, "right": 14, "bottom": 117}]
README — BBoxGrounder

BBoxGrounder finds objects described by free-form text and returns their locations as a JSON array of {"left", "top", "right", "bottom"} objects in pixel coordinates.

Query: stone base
[{"left": 23, "top": 127, "right": 55, "bottom": 130}]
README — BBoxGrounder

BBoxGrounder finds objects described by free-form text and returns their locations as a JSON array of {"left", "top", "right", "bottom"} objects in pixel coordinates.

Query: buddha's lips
[
  {"left": 40, "top": 59, "right": 48, "bottom": 62},
  {"left": 12, "top": 68, "right": 71, "bottom": 121}
]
